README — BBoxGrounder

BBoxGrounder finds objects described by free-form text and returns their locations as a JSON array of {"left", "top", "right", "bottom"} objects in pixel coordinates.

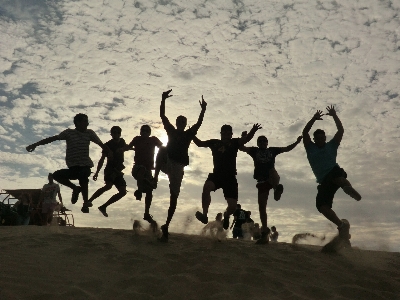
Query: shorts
[
  {"left": 131, "top": 164, "right": 153, "bottom": 193},
  {"left": 256, "top": 181, "right": 273, "bottom": 194},
  {"left": 232, "top": 227, "right": 243, "bottom": 239},
  {"left": 131, "top": 165, "right": 152, "bottom": 181},
  {"left": 42, "top": 202, "right": 57, "bottom": 214},
  {"left": 316, "top": 166, "right": 347, "bottom": 211},
  {"left": 160, "top": 157, "right": 185, "bottom": 197},
  {"left": 53, "top": 166, "right": 91, "bottom": 186},
  {"left": 104, "top": 167, "right": 126, "bottom": 187},
  {"left": 206, "top": 173, "right": 238, "bottom": 199}
]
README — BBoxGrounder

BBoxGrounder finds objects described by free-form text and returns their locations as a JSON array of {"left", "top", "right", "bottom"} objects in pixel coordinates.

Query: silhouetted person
[
  {"left": 303, "top": 105, "right": 361, "bottom": 242},
  {"left": 270, "top": 226, "right": 279, "bottom": 242},
  {"left": 88, "top": 126, "right": 128, "bottom": 217},
  {"left": 194, "top": 123, "right": 261, "bottom": 230},
  {"left": 122, "top": 124, "right": 162, "bottom": 224},
  {"left": 26, "top": 113, "right": 111, "bottom": 212},
  {"left": 41, "top": 173, "right": 62, "bottom": 225},
  {"left": 240, "top": 134, "right": 302, "bottom": 244},
  {"left": 157, "top": 89, "right": 207, "bottom": 241},
  {"left": 230, "top": 204, "right": 247, "bottom": 239}
]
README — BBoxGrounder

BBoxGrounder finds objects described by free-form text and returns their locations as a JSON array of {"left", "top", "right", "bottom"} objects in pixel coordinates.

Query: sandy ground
[{"left": 1, "top": 225, "right": 399, "bottom": 300}]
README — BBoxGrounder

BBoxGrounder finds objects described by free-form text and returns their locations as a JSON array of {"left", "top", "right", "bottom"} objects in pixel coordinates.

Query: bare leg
[
  {"left": 318, "top": 205, "right": 342, "bottom": 227},
  {"left": 165, "top": 192, "right": 178, "bottom": 226},
  {"left": 332, "top": 177, "right": 362, "bottom": 201},
  {"left": 89, "top": 183, "right": 113, "bottom": 202},
  {"left": 268, "top": 168, "right": 280, "bottom": 189},
  {"left": 144, "top": 192, "right": 153, "bottom": 215},
  {"left": 101, "top": 185, "right": 127, "bottom": 208},
  {"left": 258, "top": 191, "right": 269, "bottom": 231},
  {"left": 201, "top": 181, "right": 216, "bottom": 217}
]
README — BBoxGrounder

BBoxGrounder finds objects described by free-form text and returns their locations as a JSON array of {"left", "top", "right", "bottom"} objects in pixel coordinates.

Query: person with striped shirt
[{"left": 26, "top": 113, "right": 111, "bottom": 213}]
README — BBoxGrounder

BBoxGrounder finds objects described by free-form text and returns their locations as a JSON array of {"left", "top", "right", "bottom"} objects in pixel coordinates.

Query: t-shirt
[
  {"left": 129, "top": 136, "right": 162, "bottom": 170},
  {"left": 233, "top": 208, "right": 247, "bottom": 228},
  {"left": 245, "top": 147, "right": 282, "bottom": 181},
  {"left": 305, "top": 139, "right": 339, "bottom": 183},
  {"left": 58, "top": 129, "right": 102, "bottom": 168},
  {"left": 42, "top": 183, "right": 60, "bottom": 204},
  {"left": 104, "top": 138, "right": 127, "bottom": 171},
  {"left": 164, "top": 124, "right": 197, "bottom": 166},
  {"left": 202, "top": 138, "right": 241, "bottom": 176}
]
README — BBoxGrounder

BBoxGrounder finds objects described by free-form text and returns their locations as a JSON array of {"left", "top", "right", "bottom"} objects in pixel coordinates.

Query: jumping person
[
  {"left": 240, "top": 134, "right": 302, "bottom": 244},
  {"left": 302, "top": 105, "right": 361, "bottom": 242},
  {"left": 193, "top": 123, "right": 261, "bottom": 230},
  {"left": 157, "top": 89, "right": 207, "bottom": 241},
  {"left": 88, "top": 126, "right": 128, "bottom": 217},
  {"left": 26, "top": 113, "right": 111, "bottom": 213},
  {"left": 123, "top": 125, "right": 163, "bottom": 224}
]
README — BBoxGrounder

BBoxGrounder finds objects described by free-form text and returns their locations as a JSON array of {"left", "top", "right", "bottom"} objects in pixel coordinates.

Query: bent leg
[
  {"left": 318, "top": 205, "right": 342, "bottom": 227},
  {"left": 102, "top": 185, "right": 127, "bottom": 208},
  {"left": 202, "top": 180, "right": 216, "bottom": 216},
  {"left": 89, "top": 182, "right": 113, "bottom": 202}
]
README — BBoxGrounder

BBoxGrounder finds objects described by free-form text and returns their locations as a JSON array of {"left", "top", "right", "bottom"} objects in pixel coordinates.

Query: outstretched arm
[
  {"left": 26, "top": 135, "right": 59, "bottom": 152},
  {"left": 160, "top": 89, "right": 173, "bottom": 128},
  {"left": 280, "top": 136, "right": 303, "bottom": 153},
  {"left": 192, "top": 135, "right": 208, "bottom": 148},
  {"left": 302, "top": 110, "right": 323, "bottom": 147},
  {"left": 239, "top": 123, "right": 262, "bottom": 146},
  {"left": 93, "top": 154, "right": 106, "bottom": 181},
  {"left": 326, "top": 105, "right": 344, "bottom": 145},
  {"left": 191, "top": 95, "right": 207, "bottom": 132}
]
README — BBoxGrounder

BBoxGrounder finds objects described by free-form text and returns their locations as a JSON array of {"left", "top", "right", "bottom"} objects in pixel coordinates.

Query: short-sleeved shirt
[
  {"left": 233, "top": 209, "right": 247, "bottom": 228},
  {"left": 202, "top": 138, "right": 241, "bottom": 176},
  {"left": 305, "top": 139, "right": 339, "bottom": 183},
  {"left": 104, "top": 138, "right": 127, "bottom": 171},
  {"left": 245, "top": 147, "right": 282, "bottom": 181},
  {"left": 129, "top": 136, "right": 162, "bottom": 170},
  {"left": 164, "top": 124, "right": 197, "bottom": 166},
  {"left": 58, "top": 129, "right": 102, "bottom": 168},
  {"left": 42, "top": 183, "right": 60, "bottom": 204}
]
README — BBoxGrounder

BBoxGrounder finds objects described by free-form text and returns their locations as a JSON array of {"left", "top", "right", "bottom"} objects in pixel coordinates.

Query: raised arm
[
  {"left": 239, "top": 123, "right": 262, "bottom": 146},
  {"left": 191, "top": 95, "right": 207, "bottom": 132},
  {"left": 239, "top": 131, "right": 251, "bottom": 153},
  {"left": 302, "top": 110, "right": 323, "bottom": 147},
  {"left": 326, "top": 105, "right": 344, "bottom": 145},
  {"left": 26, "top": 135, "right": 59, "bottom": 152},
  {"left": 280, "top": 136, "right": 303, "bottom": 153},
  {"left": 160, "top": 89, "right": 173, "bottom": 127},
  {"left": 92, "top": 154, "right": 106, "bottom": 181},
  {"left": 192, "top": 135, "right": 209, "bottom": 148}
]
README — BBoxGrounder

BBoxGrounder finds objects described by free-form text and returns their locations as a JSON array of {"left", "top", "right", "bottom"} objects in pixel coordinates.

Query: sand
[{"left": 1, "top": 225, "right": 399, "bottom": 300}]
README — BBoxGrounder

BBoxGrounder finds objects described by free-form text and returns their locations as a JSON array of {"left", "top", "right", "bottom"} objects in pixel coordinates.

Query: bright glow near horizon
[{"left": 0, "top": 0, "right": 399, "bottom": 252}]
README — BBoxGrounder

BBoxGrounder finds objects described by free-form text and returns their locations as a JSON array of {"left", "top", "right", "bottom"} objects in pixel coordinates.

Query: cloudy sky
[{"left": 1, "top": 0, "right": 399, "bottom": 251}]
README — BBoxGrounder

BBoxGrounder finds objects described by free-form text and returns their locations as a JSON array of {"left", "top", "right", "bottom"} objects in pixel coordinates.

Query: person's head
[
  {"left": 257, "top": 135, "right": 268, "bottom": 149},
  {"left": 254, "top": 223, "right": 260, "bottom": 228},
  {"left": 215, "top": 213, "right": 223, "bottom": 221},
  {"left": 176, "top": 115, "right": 187, "bottom": 131},
  {"left": 110, "top": 126, "right": 122, "bottom": 140},
  {"left": 140, "top": 125, "right": 151, "bottom": 137},
  {"left": 74, "top": 113, "right": 89, "bottom": 132},
  {"left": 313, "top": 129, "right": 326, "bottom": 147},
  {"left": 236, "top": 203, "right": 241, "bottom": 209},
  {"left": 271, "top": 226, "right": 276, "bottom": 232},
  {"left": 48, "top": 173, "right": 54, "bottom": 183},
  {"left": 220, "top": 124, "right": 233, "bottom": 142}
]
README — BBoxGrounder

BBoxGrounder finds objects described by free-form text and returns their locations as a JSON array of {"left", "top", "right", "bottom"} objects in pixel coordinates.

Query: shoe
[
  {"left": 159, "top": 224, "right": 169, "bottom": 242},
  {"left": 195, "top": 211, "right": 208, "bottom": 224},
  {"left": 71, "top": 187, "right": 82, "bottom": 204},
  {"left": 81, "top": 206, "right": 89, "bottom": 213},
  {"left": 274, "top": 184, "right": 284, "bottom": 201},
  {"left": 342, "top": 186, "right": 361, "bottom": 201},
  {"left": 134, "top": 190, "right": 142, "bottom": 201},
  {"left": 143, "top": 213, "right": 155, "bottom": 224},
  {"left": 256, "top": 227, "right": 271, "bottom": 245},
  {"left": 83, "top": 201, "right": 93, "bottom": 208},
  {"left": 222, "top": 212, "right": 230, "bottom": 230},
  {"left": 98, "top": 206, "right": 108, "bottom": 217},
  {"left": 338, "top": 219, "right": 350, "bottom": 240}
]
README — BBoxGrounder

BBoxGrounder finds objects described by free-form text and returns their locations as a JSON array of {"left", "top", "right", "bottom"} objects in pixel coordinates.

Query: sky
[{"left": 0, "top": 0, "right": 399, "bottom": 251}]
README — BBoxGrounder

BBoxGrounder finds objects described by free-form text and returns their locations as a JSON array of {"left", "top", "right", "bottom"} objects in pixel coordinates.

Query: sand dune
[{"left": 1, "top": 226, "right": 399, "bottom": 300}]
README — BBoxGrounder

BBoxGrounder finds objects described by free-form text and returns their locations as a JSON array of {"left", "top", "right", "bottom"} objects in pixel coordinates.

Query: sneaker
[
  {"left": 98, "top": 206, "right": 108, "bottom": 217},
  {"left": 83, "top": 201, "right": 93, "bottom": 208},
  {"left": 159, "top": 224, "right": 169, "bottom": 242},
  {"left": 71, "top": 187, "right": 82, "bottom": 204},
  {"left": 256, "top": 227, "right": 271, "bottom": 245},
  {"left": 143, "top": 213, "right": 155, "bottom": 224},
  {"left": 134, "top": 190, "right": 142, "bottom": 201},
  {"left": 274, "top": 184, "right": 284, "bottom": 201},
  {"left": 338, "top": 219, "right": 350, "bottom": 240},
  {"left": 195, "top": 211, "right": 208, "bottom": 224},
  {"left": 81, "top": 206, "right": 89, "bottom": 213},
  {"left": 342, "top": 186, "right": 361, "bottom": 201},
  {"left": 222, "top": 212, "right": 230, "bottom": 230}
]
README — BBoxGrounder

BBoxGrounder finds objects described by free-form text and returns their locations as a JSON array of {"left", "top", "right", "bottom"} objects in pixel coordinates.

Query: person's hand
[
  {"left": 26, "top": 144, "right": 36, "bottom": 152},
  {"left": 296, "top": 136, "right": 303, "bottom": 143},
  {"left": 325, "top": 105, "right": 337, "bottom": 116},
  {"left": 199, "top": 95, "right": 207, "bottom": 110},
  {"left": 93, "top": 173, "right": 98, "bottom": 181},
  {"left": 252, "top": 123, "right": 262, "bottom": 132},
  {"left": 312, "top": 110, "right": 324, "bottom": 120},
  {"left": 162, "top": 89, "right": 173, "bottom": 100}
]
